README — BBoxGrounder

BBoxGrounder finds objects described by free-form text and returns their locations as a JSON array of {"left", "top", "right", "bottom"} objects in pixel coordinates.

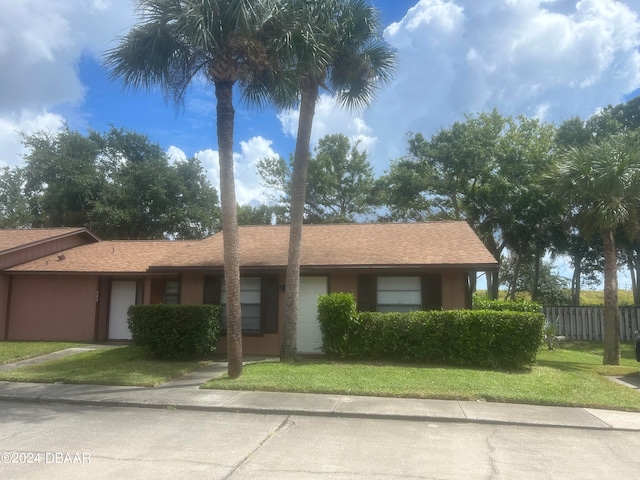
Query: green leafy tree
[
  {"left": 22, "top": 128, "right": 102, "bottom": 228},
  {"left": 20, "top": 127, "right": 219, "bottom": 240},
  {"left": 0, "top": 166, "right": 31, "bottom": 228},
  {"left": 257, "top": 133, "right": 377, "bottom": 223},
  {"left": 549, "top": 134, "right": 640, "bottom": 365},
  {"left": 89, "top": 128, "right": 219, "bottom": 239},
  {"left": 236, "top": 203, "right": 284, "bottom": 225},
  {"left": 377, "top": 111, "right": 560, "bottom": 300},
  {"left": 500, "top": 253, "right": 571, "bottom": 306},
  {"left": 278, "top": 0, "right": 396, "bottom": 361},
  {"left": 105, "top": 0, "right": 291, "bottom": 378}
]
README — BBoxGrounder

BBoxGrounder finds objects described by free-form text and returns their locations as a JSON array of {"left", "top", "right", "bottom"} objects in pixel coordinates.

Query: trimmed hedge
[
  {"left": 473, "top": 297, "right": 542, "bottom": 313},
  {"left": 127, "top": 304, "right": 221, "bottom": 359},
  {"left": 317, "top": 293, "right": 357, "bottom": 357},
  {"left": 318, "top": 293, "right": 544, "bottom": 369}
]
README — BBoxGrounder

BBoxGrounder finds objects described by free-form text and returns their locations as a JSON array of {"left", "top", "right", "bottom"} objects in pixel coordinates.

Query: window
[
  {"left": 164, "top": 280, "right": 179, "bottom": 305},
  {"left": 358, "top": 274, "right": 442, "bottom": 312},
  {"left": 204, "top": 274, "right": 279, "bottom": 335},
  {"left": 376, "top": 276, "right": 422, "bottom": 312},
  {"left": 221, "top": 277, "right": 262, "bottom": 333}
]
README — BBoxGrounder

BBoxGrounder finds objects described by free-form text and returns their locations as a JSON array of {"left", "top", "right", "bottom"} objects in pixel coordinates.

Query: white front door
[
  {"left": 108, "top": 281, "right": 137, "bottom": 340},
  {"left": 297, "top": 276, "right": 328, "bottom": 354}
]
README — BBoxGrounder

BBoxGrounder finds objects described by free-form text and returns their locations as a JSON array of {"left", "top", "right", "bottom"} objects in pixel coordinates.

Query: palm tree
[
  {"left": 105, "top": 0, "right": 291, "bottom": 378},
  {"left": 552, "top": 134, "right": 640, "bottom": 364},
  {"left": 279, "top": 0, "right": 397, "bottom": 361}
]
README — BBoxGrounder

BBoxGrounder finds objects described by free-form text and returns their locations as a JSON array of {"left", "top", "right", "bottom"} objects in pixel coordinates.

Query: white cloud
[
  {"left": 278, "top": 94, "right": 379, "bottom": 165},
  {"left": 0, "top": 111, "right": 66, "bottom": 167},
  {"left": 364, "top": 0, "right": 640, "bottom": 171},
  {"left": 195, "top": 136, "right": 280, "bottom": 206},
  {"left": 166, "top": 145, "right": 187, "bottom": 163},
  {"left": 0, "top": 0, "right": 134, "bottom": 166}
]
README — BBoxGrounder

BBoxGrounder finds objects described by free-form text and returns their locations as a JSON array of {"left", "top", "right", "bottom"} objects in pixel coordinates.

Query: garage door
[
  {"left": 297, "top": 276, "right": 328, "bottom": 354},
  {"left": 108, "top": 281, "right": 137, "bottom": 340}
]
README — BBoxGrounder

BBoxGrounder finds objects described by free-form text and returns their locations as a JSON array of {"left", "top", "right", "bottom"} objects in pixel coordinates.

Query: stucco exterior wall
[{"left": 7, "top": 275, "right": 98, "bottom": 341}]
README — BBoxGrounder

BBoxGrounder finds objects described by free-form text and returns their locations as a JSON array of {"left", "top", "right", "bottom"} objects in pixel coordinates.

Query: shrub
[
  {"left": 317, "top": 293, "right": 357, "bottom": 356},
  {"left": 348, "top": 309, "right": 544, "bottom": 369},
  {"left": 473, "top": 297, "right": 541, "bottom": 313},
  {"left": 127, "top": 304, "right": 221, "bottom": 359}
]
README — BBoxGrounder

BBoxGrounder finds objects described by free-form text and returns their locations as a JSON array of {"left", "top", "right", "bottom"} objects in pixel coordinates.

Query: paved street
[{"left": 1, "top": 402, "right": 639, "bottom": 479}]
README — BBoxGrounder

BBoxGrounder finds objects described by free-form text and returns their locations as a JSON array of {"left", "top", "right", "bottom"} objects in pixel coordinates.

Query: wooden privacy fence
[{"left": 543, "top": 306, "right": 640, "bottom": 342}]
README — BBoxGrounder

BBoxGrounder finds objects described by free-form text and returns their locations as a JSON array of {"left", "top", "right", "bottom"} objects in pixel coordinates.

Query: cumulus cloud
[
  {"left": 278, "top": 94, "right": 379, "bottom": 161},
  {"left": 192, "top": 136, "right": 279, "bottom": 206},
  {"left": 364, "top": 0, "right": 640, "bottom": 170},
  {"left": 0, "top": 0, "right": 134, "bottom": 166},
  {"left": 0, "top": 111, "right": 66, "bottom": 166}
]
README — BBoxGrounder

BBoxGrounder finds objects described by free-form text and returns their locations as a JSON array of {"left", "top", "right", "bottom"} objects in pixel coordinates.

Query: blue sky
[
  {"left": 1, "top": 0, "right": 640, "bottom": 287},
  {"left": 2, "top": 0, "right": 639, "bottom": 204}
]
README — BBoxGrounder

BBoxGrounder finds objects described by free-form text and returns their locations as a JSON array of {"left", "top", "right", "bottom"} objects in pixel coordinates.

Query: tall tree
[
  {"left": 20, "top": 127, "right": 218, "bottom": 240},
  {"left": 89, "top": 128, "right": 219, "bottom": 239},
  {"left": 550, "top": 134, "right": 640, "bottom": 365},
  {"left": 279, "top": 0, "right": 396, "bottom": 361},
  {"left": 22, "top": 128, "right": 102, "bottom": 228},
  {"left": 105, "top": 0, "right": 290, "bottom": 378},
  {"left": 257, "top": 133, "right": 377, "bottom": 222},
  {"left": 0, "top": 166, "right": 31, "bottom": 228}
]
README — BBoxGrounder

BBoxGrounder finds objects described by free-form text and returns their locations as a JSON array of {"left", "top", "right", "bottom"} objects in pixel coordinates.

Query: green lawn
[
  {"left": 202, "top": 342, "right": 640, "bottom": 412},
  {"left": 2, "top": 341, "right": 639, "bottom": 411},
  {"left": 0, "top": 346, "right": 211, "bottom": 387},
  {"left": 0, "top": 341, "right": 83, "bottom": 364}
]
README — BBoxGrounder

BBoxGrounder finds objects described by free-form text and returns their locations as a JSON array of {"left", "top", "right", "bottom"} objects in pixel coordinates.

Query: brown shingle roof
[
  {"left": 7, "top": 222, "right": 498, "bottom": 273},
  {"left": 7, "top": 240, "right": 192, "bottom": 273},
  {"left": 152, "top": 222, "right": 498, "bottom": 271},
  {"left": 0, "top": 228, "right": 98, "bottom": 254}
]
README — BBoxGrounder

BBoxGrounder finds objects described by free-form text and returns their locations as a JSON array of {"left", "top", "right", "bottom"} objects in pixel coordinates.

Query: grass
[
  {"left": 0, "top": 341, "right": 84, "bottom": 364},
  {"left": 202, "top": 342, "right": 640, "bottom": 412},
  {"left": 0, "top": 346, "right": 211, "bottom": 387},
  {"left": 480, "top": 289, "right": 636, "bottom": 306},
  {"left": 2, "top": 341, "right": 639, "bottom": 411}
]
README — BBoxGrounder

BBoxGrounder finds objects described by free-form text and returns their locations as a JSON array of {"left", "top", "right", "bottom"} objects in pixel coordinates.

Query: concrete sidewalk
[{"left": 1, "top": 348, "right": 640, "bottom": 431}]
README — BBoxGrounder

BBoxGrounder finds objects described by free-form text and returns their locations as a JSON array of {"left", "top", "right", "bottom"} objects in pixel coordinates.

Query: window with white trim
[
  {"left": 221, "top": 277, "right": 261, "bottom": 333},
  {"left": 376, "top": 276, "right": 422, "bottom": 312}
]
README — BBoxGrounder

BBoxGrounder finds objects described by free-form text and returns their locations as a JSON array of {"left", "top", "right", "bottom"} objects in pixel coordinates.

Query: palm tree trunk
[
  {"left": 602, "top": 229, "right": 620, "bottom": 365},
  {"left": 215, "top": 80, "right": 242, "bottom": 378},
  {"left": 280, "top": 83, "right": 318, "bottom": 362}
]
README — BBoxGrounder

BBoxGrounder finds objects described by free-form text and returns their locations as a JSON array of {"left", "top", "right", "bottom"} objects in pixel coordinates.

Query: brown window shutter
[
  {"left": 203, "top": 275, "right": 221, "bottom": 305},
  {"left": 422, "top": 274, "right": 442, "bottom": 310},
  {"left": 357, "top": 274, "right": 377, "bottom": 312}
]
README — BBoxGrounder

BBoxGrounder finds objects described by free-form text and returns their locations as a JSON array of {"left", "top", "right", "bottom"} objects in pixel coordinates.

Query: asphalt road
[{"left": 1, "top": 402, "right": 639, "bottom": 479}]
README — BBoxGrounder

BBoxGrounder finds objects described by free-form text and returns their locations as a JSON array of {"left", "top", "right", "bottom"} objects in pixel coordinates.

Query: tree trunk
[
  {"left": 628, "top": 251, "right": 640, "bottom": 306},
  {"left": 215, "top": 80, "right": 242, "bottom": 378},
  {"left": 571, "top": 256, "right": 581, "bottom": 306},
  {"left": 280, "top": 83, "right": 318, "bottom": 362},
  {"left": 531, "top": 247, "right": 542, "bottom": 303},
  {"left": 602, "top": 229, "right": 620, "bottom": 365},
  {"left": 487, "top": 270, "right": 499, "bottom": 300}
]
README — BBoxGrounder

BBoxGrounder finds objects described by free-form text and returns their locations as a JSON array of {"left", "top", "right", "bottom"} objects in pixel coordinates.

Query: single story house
[{"left": 1, "top": 222, "right": 498, "bottom": 355}]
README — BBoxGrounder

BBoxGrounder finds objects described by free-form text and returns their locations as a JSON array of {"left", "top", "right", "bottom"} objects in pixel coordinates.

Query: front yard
[
  {"left": 0, "top": 345, "right": 211, "bottom": 387},
  {"left": 0, "top": 341, "right": 639, "bottom": 411}
]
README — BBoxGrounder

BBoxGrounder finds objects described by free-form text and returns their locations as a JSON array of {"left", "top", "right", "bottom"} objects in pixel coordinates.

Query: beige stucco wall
[{"left": 8, "top": 274, "right": 98, "bottom": 341}]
